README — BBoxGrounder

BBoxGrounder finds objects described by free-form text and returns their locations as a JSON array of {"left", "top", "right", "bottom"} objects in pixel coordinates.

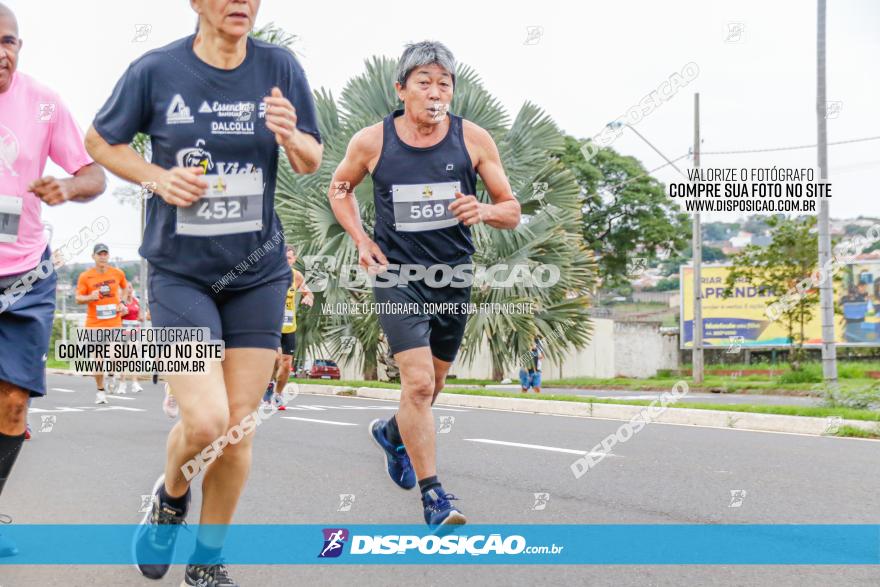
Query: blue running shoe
[
  {"left": 368, "top": 418, "right": 416, "bottom": 490},
  {"left": 422, "top": 487, "right": 467, "bottom": 532},
  {"left": 132, "top": 474, "right": 190, "bottom": 580},
  {"left": 0, "top": 514, "right": 18, "bottom": 558},
  {"left": 262, "top": 381, "right": 275, "bottom": 404}
]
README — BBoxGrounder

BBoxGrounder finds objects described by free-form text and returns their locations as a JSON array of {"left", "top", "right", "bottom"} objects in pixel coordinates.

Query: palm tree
[
  {"left": 274, "top": 56, "right": 595, "bottom": 380},
  {"left": 251, "top": 22, "right": 299, "bottom": 52}
]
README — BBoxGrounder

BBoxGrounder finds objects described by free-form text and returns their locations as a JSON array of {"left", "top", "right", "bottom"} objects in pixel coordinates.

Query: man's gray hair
[{"left": 396, "top": 41, "right": 456, "bottom": 88}]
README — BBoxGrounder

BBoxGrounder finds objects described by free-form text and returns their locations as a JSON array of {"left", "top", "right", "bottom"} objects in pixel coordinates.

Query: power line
[
  {"left": 700, "top": 135, "right": 880, "bottom": 156},
  {"left": 604, "top": 153, "right": 691, "bottom": 189},
  {"left": 602, "top": 134, "right": 880, "bottom": 189}
]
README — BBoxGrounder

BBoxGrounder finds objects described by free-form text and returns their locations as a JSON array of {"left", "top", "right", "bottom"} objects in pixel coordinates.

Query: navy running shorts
[
  {"left": 372, "top": 279, "right": 471, "bottom": 363},
  {"left": 148, "top": 266, "right": 291, "bottom": 351},
  {"left": 0, "top": 246, "right": 57, "bottom": 397},
  {"left": 280, "top": 332, "right": 296, "bottom": 356}
]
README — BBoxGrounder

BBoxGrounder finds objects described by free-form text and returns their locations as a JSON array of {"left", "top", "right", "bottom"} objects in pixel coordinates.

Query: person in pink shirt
[{"left": 0, "top": 2, "right": 105, "bottom": 557}]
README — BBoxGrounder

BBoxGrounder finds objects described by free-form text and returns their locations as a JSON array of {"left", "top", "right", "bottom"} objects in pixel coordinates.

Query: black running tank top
[{"left": 371, "top": 109, "right": 477, "bottom": 267}]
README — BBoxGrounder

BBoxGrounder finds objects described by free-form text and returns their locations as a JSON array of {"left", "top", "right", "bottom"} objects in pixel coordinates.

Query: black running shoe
[
  {"left": 133, "top": 474, "right": 190, "bottom": 580},
  {"left": 183, "top": 561, "right": 239, "bottom": 586}
]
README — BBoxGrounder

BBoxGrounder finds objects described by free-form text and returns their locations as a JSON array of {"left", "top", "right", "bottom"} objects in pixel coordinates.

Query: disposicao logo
[{"left": 318, "top": 528, "right": 349, "bottom": 558}]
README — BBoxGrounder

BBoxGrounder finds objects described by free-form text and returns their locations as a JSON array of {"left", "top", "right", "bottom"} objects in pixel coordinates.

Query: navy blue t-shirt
[{"left": 94, "top": 34, "right": 321, "bottom": 290}]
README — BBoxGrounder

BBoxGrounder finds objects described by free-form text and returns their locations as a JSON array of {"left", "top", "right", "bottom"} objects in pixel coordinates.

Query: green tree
[
  {"left": 703, "top": 221, "right": 738, "bottom": 242},
  {"left": 250, "top": 22, "right": 298, "bottom": 50},
  {"left": 742, "top": 214, "right": 773, "bottom": 235},
  {"left": 275, "top": 58, "right": 595, "bottom": 380},
  {"left": 558, "top": 139, "right": 690, "bottom": 290},
  {"left": 645, "top": 276, "right": 679, "bottom": 292},
  {"left": 724, "top": 216, "right": 820, "bottom": 370}
]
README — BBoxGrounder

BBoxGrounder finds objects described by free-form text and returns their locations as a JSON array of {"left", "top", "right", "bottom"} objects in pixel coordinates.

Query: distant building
[{"left": 728, "top": 231, "right": 753, "bottom": 249}]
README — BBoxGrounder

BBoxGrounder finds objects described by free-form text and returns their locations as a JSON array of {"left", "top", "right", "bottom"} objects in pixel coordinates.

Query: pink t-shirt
[{"left": 0, "top": 71, "right": 94, "bottom": 276}]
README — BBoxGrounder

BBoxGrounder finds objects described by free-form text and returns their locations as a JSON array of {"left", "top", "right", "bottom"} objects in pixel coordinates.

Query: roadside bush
[
  {"left": 777, "top": 364, "right": 822, "bottom": 384},
  {"left": 822, "top": 385, "right": 880, "bottom": 411}
]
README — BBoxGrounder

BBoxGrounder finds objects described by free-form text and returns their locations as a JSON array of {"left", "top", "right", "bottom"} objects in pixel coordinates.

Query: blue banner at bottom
[{"left": 1, "top": 525, "right": 878, "bottom": 564}]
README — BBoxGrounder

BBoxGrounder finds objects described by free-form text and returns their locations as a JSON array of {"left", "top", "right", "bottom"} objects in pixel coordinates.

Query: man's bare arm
[
  {"left": 293, "top": 269, "right": 314, "bottom": 305},
  {"left": 75, "top": 291, "right": 98, "bottom": 304},
  {"left": 327, "top": 126, "right": 389, "bottom": 271},
  {"left": 28, "top": 163, "right": 106, "bottom": 206},
  {"left": 450, "top": 122, "right": 521, "bottom": 229}
]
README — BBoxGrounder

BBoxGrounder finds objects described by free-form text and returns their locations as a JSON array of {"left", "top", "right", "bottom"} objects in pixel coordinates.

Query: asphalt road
[{"left": 1, "top": 373, "right": 877, "bottom": 587}]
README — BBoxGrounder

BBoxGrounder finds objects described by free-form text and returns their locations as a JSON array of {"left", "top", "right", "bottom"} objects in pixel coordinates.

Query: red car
[{"left": 309, "top": 359, "right": 341, "bottom": 380}]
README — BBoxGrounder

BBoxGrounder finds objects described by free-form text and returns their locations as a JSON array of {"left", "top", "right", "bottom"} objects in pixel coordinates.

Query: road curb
[
  {"left": 297, "top": 383, "right": 358, "bottom": 396},
  {"left": 45, "top": 371, "right": 878, "bottom": 438},
  {"left": 349, "top": 386, "right": 879, "bottom": 437},
  {"left": 47, "top": 369, "right": 83, "bottom": 376}
]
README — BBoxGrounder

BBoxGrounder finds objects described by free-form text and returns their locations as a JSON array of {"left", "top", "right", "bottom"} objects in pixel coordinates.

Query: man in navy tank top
[{"left": 328, "top": 41, "right": 521, "bottom": 530}]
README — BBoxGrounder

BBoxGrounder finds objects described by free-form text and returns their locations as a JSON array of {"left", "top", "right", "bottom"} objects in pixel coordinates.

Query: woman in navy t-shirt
[{"left": 85, "top": 2, "right": 322, "bottom": 584}]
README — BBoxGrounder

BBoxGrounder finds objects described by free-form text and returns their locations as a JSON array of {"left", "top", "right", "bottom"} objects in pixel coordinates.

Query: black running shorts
[{"left": 372, "top": 280, "right": 471, "bottom": 363}]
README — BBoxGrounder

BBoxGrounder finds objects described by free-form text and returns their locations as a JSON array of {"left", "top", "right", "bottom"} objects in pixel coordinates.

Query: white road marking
[
  {"left": 51, "top": 387, "right": 76, "bottom": 393},
  {"left": 282, "top": 416, "right": 357, "bottom": 426},
  {"left": 29, "top": 406, "right": 146, "bottom": 413},
  {"left": 464, "top": 438, "right": 619, "bottom": 458},
  {"left": 29, "top": 407, "right": 84, "bottom": 413},
  {"left": 106, "top": 395, "right": 136, "bottom": 401},
  {"left": 94, "top": 406, "right": 147, "bottom": 412}
]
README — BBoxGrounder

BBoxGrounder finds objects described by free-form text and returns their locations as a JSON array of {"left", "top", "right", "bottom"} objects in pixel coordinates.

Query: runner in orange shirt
[{"left": 75, "top": 243, "right": 127, "bottom": 403}]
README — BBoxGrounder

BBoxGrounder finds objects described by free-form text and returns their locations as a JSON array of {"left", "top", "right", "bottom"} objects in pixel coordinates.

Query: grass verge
[
  {"left": 540, "top": 375, "right": 876, "bottom": 395},
  {"left": 440, "top": 388, "right": 880, "bottom": 422},
  {"left": 835, "top": 425, "right": 880, "bottom": 439}
]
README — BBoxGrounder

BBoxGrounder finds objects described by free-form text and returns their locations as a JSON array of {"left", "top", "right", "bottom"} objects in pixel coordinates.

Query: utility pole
[
  {"left": 139, "top": 192, "right": 148, "bottom": 327},
  {"left": 692, "top": 92, "right": 703, "bottom": 384},
  {"left": 57, "top": 284, "right": 70, "bottom": 343},
  {"left": 816, "top": 0, "right": 837, "bottom": 383},
  {"left": 603, "top": 120, "right": 697, "bottom": 378}
]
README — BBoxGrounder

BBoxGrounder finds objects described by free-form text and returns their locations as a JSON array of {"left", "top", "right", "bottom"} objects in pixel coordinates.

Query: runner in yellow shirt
[{"left": 264, "top": 244, "right": 313, "bottom": 407}]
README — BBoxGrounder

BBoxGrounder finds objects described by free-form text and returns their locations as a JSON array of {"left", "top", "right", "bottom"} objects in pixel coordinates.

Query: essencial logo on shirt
[
  {"left": 200, "top": 100, "right": 256, "bottom": 121},
  {"left": 166, "top": 94, "right": 194, "bottom": 125}
]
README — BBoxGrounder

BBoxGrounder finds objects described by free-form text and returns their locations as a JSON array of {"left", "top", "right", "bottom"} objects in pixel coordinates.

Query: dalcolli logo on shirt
[{"left": 166, "top": 94, "right": 194, "bottom": 125}]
